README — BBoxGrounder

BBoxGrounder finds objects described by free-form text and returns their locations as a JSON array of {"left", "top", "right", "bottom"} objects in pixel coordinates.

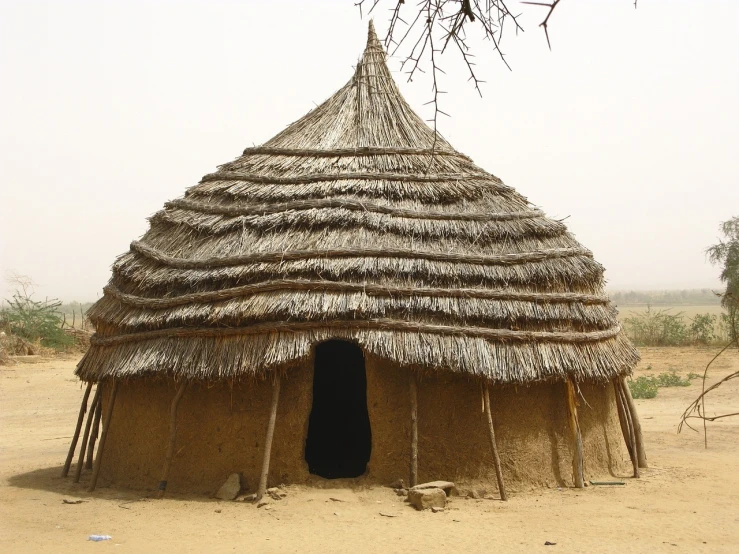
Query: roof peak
[
  {"left": 262, "top": 23, "right": 451, "bottom": 150},
  {"left": 366, "top": 20, "right": 380, "bottom": 50},
  {"left": 356, "top": 19, "right": 391, "bottom": 79}
]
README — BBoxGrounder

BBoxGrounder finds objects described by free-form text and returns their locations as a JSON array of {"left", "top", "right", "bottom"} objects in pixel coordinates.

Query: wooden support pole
[
  {"left": 483, "top": 383, "right": 508, "bottom": 501},
  {"left": 256, "top": 375, "right": 281, "bottom": 501},
  {"left": 613, "top": 379, "right": 639, "bottom": 478},
  {"left": 622, "top": 385, "right": 639, "bottom": 478},
  {"left": 85, "top": 396, "right": 103, "bottom": 470},
  {"left": 88, "top": 380, "right": 118, "bottom": 492},
  {"left": 62, "top": 382, "right": 93, "bottom": 477},
  {"left": 613, "top": 379, "right": 634, "bottom": 460},
  {"left": 409, "top": 371, "right": 418, "bottom": 488},
  {"left": 622, "top": 384, "right": 639, "bottom": 478},
  {"left": 565, "top": 378, "right": 585, "bottom": 489},
  {"left": 620, "top": 377, "right": 647, "bottom": 469},
  {"left": 74, "top": 386, "right": 101, "bottom": 483},
  {"left": 157, "top": 380, "right": 188, "bottom": 498}
]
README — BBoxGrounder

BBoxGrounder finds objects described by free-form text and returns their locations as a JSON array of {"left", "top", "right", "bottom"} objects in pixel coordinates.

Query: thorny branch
[
  {"left": 357, "top": 0, "right": 524, "bottom": 137},
  {"left": 521, "top": 0, "right": 561, "bottom": 50},
  {"left": 356, "top": 1, "right": 637, "bottom": 135}
]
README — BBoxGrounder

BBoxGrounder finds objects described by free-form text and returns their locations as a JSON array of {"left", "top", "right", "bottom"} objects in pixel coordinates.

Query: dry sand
[{"left": 1, "top": 347, "right": 738, "bottom": 553}]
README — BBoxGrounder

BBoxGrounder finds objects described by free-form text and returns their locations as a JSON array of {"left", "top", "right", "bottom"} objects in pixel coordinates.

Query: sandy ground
[{"left": 1, "top": 348, "right": 738, "bottom": 553}]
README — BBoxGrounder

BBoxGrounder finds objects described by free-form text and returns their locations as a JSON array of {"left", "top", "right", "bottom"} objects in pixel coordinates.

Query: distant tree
[
  {"left": 706, "top": 216, "right": 739, "bottom": 344},
  {"left": 678, "top": 218, "right": 739, "bottom": 445},
  {"left": 0, "top": 271, "right": 72, "bottom": 349}
]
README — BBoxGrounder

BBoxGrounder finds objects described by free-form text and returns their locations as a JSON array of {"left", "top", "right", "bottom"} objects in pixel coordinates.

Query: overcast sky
[{"left": 1, "top": 0, "right": 737, "bottom": 302}]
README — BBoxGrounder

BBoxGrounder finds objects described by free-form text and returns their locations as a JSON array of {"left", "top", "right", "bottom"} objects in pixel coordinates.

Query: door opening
[{"left": 305, "top": 340, "right": 372, "bottom": 479}]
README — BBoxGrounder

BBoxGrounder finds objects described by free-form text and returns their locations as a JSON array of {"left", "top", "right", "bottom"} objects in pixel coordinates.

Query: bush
[
  {"left": 628, "top": 371, "right": 693, "bottom": 399},
  {"left": 628, "top": 376, "right": 658, "bottom": 399},
  {"left": 0, "top": 293, "right": 73, "bottom": 349},
  {"left": 690, "top": 313, "right": 717, "bottom": 345},
  {"left": 623, "top": 306, "right": 689, "bottom": 346},
  {"left": 718, "top": 312, "right": 739, "bottom": 344},
  {"left": 656, "top": 371, "right": 691, "bottom": 387}
]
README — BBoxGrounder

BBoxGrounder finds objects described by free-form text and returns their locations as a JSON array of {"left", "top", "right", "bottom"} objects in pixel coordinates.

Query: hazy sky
[{"left": 1, "top": 0, "right": 737, "bottom": 302}]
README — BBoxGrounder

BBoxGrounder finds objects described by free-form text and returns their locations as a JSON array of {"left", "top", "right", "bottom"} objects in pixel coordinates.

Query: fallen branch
[{"left": 678, "top": 337, "right": 739, "bottom": 447}]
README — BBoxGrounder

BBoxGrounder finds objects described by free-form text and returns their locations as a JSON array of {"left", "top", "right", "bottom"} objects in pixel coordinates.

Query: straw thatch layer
[
  {"left": 76, "top": 23, "right": 638, "bottom": 383},
  {"left": 91, "top": 285, "right": 616, "bottom": 331},
  {"left": 77, "top": 328, "right": 637, "bottom": 383}
]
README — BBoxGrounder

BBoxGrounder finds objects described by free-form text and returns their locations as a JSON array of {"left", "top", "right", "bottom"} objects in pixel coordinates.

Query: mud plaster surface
[
  {"left": 98, "top": 351, "right": 625, "bottom": 494},
  {"left": 365, "top": 355, "right": 626, "bottom": 492}
]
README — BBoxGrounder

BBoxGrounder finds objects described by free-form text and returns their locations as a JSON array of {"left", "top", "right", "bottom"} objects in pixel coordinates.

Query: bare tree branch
[
  {"left": 678, "top": 337, "right": 739, "bottom": 447},
  {"left": 356, "top": 0, "right": 524, "bottom": 138},
  {"left": 520, "top": 1, "right": 561, "bottom": 50},
  {"left": 355, "top": 1, "right": 636, "bottom": 135}
]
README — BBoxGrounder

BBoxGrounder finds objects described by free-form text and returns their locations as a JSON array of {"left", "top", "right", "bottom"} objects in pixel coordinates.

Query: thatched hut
[{"left": 64, "top": 23, "right": 644, "bottom": 499}]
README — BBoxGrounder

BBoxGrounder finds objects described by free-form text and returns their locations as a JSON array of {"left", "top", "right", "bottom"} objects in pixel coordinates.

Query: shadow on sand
[{"left": 6, "top": 465, "right": 220, "bottom": 503}]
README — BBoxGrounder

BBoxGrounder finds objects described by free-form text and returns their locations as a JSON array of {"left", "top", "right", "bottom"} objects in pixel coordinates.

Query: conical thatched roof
[{"left": 78, "top": 23, "right": 639, "bottom": 384}]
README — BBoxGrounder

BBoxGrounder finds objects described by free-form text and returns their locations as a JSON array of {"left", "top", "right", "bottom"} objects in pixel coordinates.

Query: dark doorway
[{"left": 305, "top": 340, "right": 372, "bottom": 478}]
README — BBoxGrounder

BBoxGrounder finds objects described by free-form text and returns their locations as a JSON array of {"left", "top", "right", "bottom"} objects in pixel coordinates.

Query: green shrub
[
  {"left": 629, "top": 376, "right": 658, "bottom": 399},
  {"left": 690, "top": 313, "right": 717, "bottom": 345},
  {"left": 623, "top": 306, "right": 689, "bottom": 346},
  {"left": 656, "top": 371, "right": 691, "bottom": 387},
  {"left": 0, "top": 293, "right": 73, "bottom": 349},
  {"left": 628, "top": 371, "right": 693, "bottom": 399},
  {"left": 718, "top": 312, "right": 739, "bottom": 344}
]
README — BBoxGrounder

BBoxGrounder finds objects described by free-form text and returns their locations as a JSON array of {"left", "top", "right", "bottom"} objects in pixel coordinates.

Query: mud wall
[
  {"left": 99, "top": 367, "right": 314, "bottom": 494},
  {"left": 364, "top": 355, "right": 627, "bottom": 492},
  {"left": 98, "top": 350, "right": 627, "bottom": 494}
]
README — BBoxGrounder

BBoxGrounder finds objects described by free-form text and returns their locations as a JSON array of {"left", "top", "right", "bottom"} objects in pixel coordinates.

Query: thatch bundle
[{"left": 76, "top": 23, "right": 638, "bottom": 386}]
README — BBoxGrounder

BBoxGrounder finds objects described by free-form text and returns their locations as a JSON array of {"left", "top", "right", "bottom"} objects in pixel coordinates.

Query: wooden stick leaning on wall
[
  {"left": 613, "top": 378, "right": 633, "bottom": 460},
  {"left": 88, "top": 379, "right": 119, "bottom": 492},
  {"left": 74, "top": 386, "right": 101, "bottom": 483},
  {"left": 409, "top": 372, "right": 419, "bottom": 488},
  {"left": 622, "top": 383, "right": 639, "bottom": 478},
  {"left": 256, "top": 375, "right": 281, "bottom": 502},
  {"left": 62, "top": 382, "right": 93, "bottom": 477},
  {"left": 613, "top": 378, "right": 639, "bottom": 478},
  {"left": 482, "top": 382, "right": 508, "bottom": 500},
  {"left": 621, "top": 382, "right": 639, "bottom": 478},
  {"left": 565, "top": 378, "right": 585, "bottom": 488},
  {"left": 620, "top": 377, "right": 647, "bottom": 468},
  {"left": 157, "top": 380, "right": 189, "bottom": 498},
  {"left": 86, "top": 398, "right": 103, "bottom": 470}
]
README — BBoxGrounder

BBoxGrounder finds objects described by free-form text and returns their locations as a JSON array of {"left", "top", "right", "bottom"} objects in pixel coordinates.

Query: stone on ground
[
  {"left": 267, "top": 487, "right": 286, "bottom": 500},
  {"left": 411, "top": 481, "right": 456, "bottom": 496},
  {"left": 408, "top": 488, "right": 446, "bottom": 511},
  {"left": 215, "top": 473, "right": 242, "bottom": 500},
  {"left": 467, "top": 489, "right": 486, "bottom": 500},
  {"left": 389, "top": 478, "right": 406, "bottom": 489}
]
